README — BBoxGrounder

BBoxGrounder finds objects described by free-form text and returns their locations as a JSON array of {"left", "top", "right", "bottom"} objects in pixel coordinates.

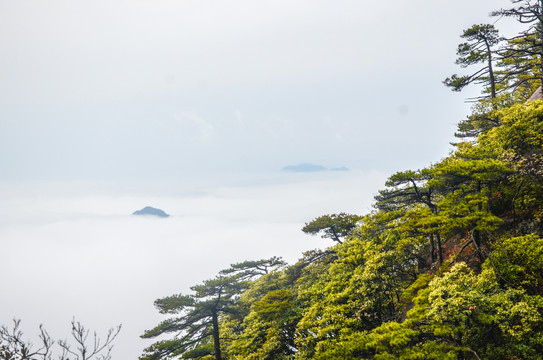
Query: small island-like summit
[{"left": 132, "top": 206, "right": 169, "bottom": 217}]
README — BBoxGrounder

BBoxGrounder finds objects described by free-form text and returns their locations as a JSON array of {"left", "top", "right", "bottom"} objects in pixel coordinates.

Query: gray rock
[{"left": 132, "top": 206, "right": 170, "bottom": 217}]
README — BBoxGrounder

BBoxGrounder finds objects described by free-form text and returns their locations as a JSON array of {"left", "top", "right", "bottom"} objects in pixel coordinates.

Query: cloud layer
[{"left": 0, "top": 170, "right": 386, "bottom": 359}]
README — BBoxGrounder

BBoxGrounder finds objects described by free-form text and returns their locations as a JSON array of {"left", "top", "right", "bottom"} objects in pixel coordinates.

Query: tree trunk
[
  {"left": 484, "top": 39, "right": 496, "bottom": 99},
  {"left": 473, "top": 180, "right": 484, "bottom": 263},
  {"left": 471, "top": 229, "right": 484, "bottom": 263},
  {"left": 436, "top": 232, "right": 443, "bottom": 266},
  {"left": 211, "top": 309, "right": 222, "bottom": 360},
  {"left": 429, "top": 233, "right": 436, "bottom": 265}
]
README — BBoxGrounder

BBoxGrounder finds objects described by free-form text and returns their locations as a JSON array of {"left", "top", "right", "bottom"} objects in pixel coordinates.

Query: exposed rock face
[
  {"left": 132, "top": 206, "right": 170, "bottom": 217},
  {"left": 529, "top": 86, "right": 542, "bottom": 101}
]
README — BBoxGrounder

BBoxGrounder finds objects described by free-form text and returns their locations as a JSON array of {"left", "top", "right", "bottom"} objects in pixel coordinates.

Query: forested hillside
[{"left": 140, "top": 1, "right": 543, "bottom": 359}]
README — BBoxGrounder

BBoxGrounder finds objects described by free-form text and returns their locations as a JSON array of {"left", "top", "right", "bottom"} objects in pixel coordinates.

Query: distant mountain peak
[{"left": 132, "top": 206, "right": 170, "bottom": 217}]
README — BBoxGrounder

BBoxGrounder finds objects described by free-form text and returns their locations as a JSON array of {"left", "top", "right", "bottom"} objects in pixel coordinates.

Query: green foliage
[
  {"left": 220, "top": 257, "right": 286, "bottom": 279},
  {"left": 490, "top": 234, "right": 543, "bottom": 294},
  {"left": 302, "top": 213, "right": 362, "bottom": 243},
  {"left": 253, "top": 289, "right": 295, "bottom": 318},
  {"left": 492, "top": 0, "right": 543, "bottom": 94},
  {"left": 224, "top": 260, "right": 311, "bottom": 360},
  {"left": 424, "top": 262, "right": 543, "bottom": 359},
  {"left": 141, "top": 258, "right": 284, "bottom": 360},
  {"left": 293, "top": 226, "right": 424, "bottom": 359},
  {"left": 444, "top": 24, "right": 502, "bottom": 99},
  {"left": 375, "top": 169, "right": 435, "bottom": 212},
  {"left": 481, "top": 102, "right": 543, "bottom": 225}
]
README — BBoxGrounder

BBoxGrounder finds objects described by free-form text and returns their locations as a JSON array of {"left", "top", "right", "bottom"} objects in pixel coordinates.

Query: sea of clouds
[{"left": 0, "top": 170, "right": 386, "bottom": 359}]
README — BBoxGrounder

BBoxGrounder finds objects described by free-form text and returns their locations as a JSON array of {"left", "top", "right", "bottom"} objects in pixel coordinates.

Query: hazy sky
[
  {"left": 0, "top": 0, "right": 520, "bottom": 182},
  {"left": 0, "top": 1, "right": 525, "bottom": 359}
]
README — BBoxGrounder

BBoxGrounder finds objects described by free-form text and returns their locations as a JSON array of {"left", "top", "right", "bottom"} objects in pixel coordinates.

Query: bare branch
[{"left": 58, "top": 320, "right": 122, "bottom": 360}]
